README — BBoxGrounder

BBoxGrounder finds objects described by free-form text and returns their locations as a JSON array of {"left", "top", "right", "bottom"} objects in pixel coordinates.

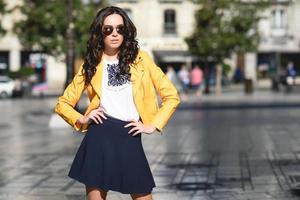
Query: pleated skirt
[{"left": 68, "top": 115, "right": 156, "bottom": 194}]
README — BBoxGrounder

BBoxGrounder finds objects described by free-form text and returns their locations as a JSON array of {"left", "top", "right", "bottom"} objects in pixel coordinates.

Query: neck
[{"left": 103, "top": 48, "right": 119, "bottom": 60}]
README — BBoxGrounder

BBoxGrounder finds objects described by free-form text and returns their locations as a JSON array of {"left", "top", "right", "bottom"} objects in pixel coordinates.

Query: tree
[
  {"left": 10, "top": 0, "right": 107, "bottom": 86},
  {"left": 186, "top": 0, "right": 268, "bottom": 94},
  {"left": 0, "top": 0, "right": 7, "bottom": 36}
]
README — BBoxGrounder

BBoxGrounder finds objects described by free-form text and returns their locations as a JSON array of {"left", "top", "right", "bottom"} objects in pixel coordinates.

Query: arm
[
  {"left": 55, "top": 65, "right": 86, "bottom": 131},
  {"left": 141, "top": 51, "right": 181, "bottom": 132}
]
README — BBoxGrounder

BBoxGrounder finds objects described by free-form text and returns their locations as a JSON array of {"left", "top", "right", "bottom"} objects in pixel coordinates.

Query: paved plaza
[{"left": 1, "top": 93, "right": 300, "bottom": 199}]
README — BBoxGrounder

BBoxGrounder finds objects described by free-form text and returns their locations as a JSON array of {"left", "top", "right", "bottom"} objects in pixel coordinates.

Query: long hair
[{"left": 82, "top": 6, "right": 139, "bottom": 85}]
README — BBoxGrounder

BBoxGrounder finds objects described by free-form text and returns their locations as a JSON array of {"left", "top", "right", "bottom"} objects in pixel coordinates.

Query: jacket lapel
[
  {"left": 90, "top": 59, "right": 104, "bottom": 98},
  {"left": 130, "top": 57, "right": 144, "bottom": 98}
]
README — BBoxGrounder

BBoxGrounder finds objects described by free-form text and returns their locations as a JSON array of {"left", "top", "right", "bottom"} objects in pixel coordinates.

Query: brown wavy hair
[{"left": 82, "top": 6, "right": 139, "bottom": 85}]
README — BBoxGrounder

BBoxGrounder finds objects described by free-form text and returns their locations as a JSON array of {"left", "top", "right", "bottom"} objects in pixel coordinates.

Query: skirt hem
[{"left": 68, "top": 174, "right": 155, "bottom": 194}]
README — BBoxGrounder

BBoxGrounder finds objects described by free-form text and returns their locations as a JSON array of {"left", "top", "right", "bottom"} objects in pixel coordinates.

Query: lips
[{"left": 111, "top": 39, "right": 119, "bottom": 43}]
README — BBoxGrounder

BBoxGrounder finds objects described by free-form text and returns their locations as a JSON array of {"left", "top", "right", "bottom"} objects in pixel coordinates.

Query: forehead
[{"left": 103, "top": 14, "right": 124, "bottom": 25}]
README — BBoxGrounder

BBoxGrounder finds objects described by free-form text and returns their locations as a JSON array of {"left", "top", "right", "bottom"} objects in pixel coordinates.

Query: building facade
[
  {"left": 111, "top": 0, "right": 199, "bottom": 70},
  {"left": 112, "top": 0, "right": 300, "bottom": 80},
  {"left": 0, "top": 0, "right": 299, "bottom": 93},
  {"left": 0, "top": 0, "right": 68, "bottom": 94},
  {"left": 257, "top": 0, "right": 300, "bottom": 79}
]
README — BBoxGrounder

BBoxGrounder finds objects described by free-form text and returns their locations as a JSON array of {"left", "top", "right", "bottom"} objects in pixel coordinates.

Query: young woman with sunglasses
[{"left": 55, "top": 6, "right": 180, "bottom": 200}]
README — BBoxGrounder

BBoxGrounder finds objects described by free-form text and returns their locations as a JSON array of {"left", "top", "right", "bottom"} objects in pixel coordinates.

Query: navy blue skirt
[{"left": 68, "top": 115, "right": 156, "bottom": 194}]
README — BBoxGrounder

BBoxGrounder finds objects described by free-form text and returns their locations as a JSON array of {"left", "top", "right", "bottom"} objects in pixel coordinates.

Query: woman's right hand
[{"left": 76, "top": 107, "right": 107, "bottom": 125}]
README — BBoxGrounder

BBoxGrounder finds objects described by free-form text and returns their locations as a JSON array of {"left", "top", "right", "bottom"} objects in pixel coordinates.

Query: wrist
[
  {"left": 147, "top": 125, "right": 156, "bottom": 133},
  {"left": 77, "top": 116, "right": 87, "bottom": 125}
]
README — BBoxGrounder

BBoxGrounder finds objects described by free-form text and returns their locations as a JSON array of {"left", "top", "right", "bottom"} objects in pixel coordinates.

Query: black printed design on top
[{"left": 107, "top": 63, "right": 129, "bottom": 87}]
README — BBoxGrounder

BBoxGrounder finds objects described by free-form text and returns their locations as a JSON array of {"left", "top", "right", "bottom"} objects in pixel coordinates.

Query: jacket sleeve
[
  {"left": 141, "top": 51, "right": 181, "bottom": 132},
  {"left": 55, "top": 65, "right": 86, "bottom": 131}
]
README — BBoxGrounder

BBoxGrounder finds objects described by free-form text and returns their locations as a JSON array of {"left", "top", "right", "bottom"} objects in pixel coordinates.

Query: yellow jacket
[{"left": 55, "top": 50, "right": 180, "bottom": 134}]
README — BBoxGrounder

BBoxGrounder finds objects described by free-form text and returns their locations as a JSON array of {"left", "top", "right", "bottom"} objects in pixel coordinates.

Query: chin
[{"left": 109, "top": 43, "right": 122, "bottom": 49}]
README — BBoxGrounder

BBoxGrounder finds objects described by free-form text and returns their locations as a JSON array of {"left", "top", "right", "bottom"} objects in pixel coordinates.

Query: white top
[
  {"left": 178, "top": 69, "right": 190, "bottom": 84},
  {"left": 100, "top": 59, "right": 140, "bottom": 122}
]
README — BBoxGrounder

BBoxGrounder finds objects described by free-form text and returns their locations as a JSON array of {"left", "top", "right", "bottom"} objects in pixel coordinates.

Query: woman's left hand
[{"left": 124, "top": 121, "right": 156, "bottom": 136}]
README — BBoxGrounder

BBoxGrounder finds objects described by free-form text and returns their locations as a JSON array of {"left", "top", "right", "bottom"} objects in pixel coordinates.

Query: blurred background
[
  {"left": 1, "top": 0, "right": 300, "bottom": 200},
  {"left": 0, "top": 0, "right": 299, "bottom": 99}
]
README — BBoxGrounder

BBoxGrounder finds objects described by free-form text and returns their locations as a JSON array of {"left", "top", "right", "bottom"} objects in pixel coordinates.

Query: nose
[{"left": 112, "top": 28, "right": 118, "bottom": 37}]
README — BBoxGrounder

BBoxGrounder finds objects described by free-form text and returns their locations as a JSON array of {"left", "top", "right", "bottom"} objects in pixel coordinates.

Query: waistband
[
  {"left": 105, "top": 114, "right": 130, "bottom": 124},
  {"left": 89, "top": 114, "right": 139, "bottom": 126}
]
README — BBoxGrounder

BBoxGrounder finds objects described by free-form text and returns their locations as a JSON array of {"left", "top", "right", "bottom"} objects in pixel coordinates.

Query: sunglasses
[{"left": 102, "top": 25, "right": 125, "bottom": 36}]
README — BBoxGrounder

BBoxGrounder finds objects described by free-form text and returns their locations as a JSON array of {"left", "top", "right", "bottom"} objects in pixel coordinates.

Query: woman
[{"left": 55, "top": 6, "right": 180, "bottom": 200}]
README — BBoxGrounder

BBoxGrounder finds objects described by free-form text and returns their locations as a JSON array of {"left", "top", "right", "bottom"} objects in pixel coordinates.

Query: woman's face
[{"left": 102, "top": 14, "right": 124, "bottom": 51}]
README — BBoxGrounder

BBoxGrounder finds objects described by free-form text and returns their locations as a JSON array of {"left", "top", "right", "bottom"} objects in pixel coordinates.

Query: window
[
  {"left": 164, "top": 9, "right": 176, "bottom": 34},
  {"left": 271, "top": 8, "right": 287, "bottom": 29}
]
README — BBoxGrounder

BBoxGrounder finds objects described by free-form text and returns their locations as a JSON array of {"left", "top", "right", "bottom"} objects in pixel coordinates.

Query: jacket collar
[{"left": 90, "top": 53, "right": 144, "bottom": 99}]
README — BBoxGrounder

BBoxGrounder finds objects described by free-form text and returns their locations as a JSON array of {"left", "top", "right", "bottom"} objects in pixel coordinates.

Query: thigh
[
  {"left": 86, "top": 186, "right": 107, "bottom": 200},
  {"left": 131, "top": 193, "right": 153, "bottom": 200}
]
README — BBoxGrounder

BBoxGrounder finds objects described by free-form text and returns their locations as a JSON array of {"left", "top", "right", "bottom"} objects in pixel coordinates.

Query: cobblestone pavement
[{"left": 1, "top": 97, "right": 300, "bottom": 199}]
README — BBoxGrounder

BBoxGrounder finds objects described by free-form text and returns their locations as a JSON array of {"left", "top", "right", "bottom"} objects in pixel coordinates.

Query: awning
[{"left": 153, "top": 50, "right": 200, "bottom": 63}]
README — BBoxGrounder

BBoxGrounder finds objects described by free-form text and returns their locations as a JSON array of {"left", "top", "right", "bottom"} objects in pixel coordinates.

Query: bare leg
[
  {"left": 86, "top": 186, "right": 107, "bottom": 200},
  {"left": 131, "top": 193, "right": 153, "bottom": 200}
]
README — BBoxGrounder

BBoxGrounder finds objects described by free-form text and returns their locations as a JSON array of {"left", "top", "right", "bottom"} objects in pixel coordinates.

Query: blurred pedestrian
[
  {"left": 166, "top": 65, "right": 183, "bottom": 95},
  {"left": 55, "top": 6, "right": 180, "bottom": 200},
  {"left": 177, "top": 64, "right": 190, "bottom": 99},
  {"left": 190, "top": 65, "right": 203, "bottom": 96},
  {"left": 233, "top": 67, "right": 243, "bottom": 83},
  {"left": 287, "top": 61, "right": 296, "bottom": 85},
  {"left": 279, "top": 67, "right": 288, "bottom": 89}
]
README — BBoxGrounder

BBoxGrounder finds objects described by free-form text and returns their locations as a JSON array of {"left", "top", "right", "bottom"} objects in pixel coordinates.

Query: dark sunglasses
[{"left": 102, "top": 25, "right": 125, "bottom": 36}]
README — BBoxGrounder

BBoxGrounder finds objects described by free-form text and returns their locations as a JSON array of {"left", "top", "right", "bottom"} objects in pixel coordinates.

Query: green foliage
[
  {"left": 186, "top": 0, "right": 269, "bottom": 64},
  {"left": 0, "top": 0, "right": 7, "bottom": 35},
  {"left": 222, "top": 63, "right": 231, "bottom": 75},
  {"left": 8, "top": 67, "right": 35, "bottom": 79},
  {"left": 0, "top": 0, "right": 5, "bottom": 13},
  {"left": 18, "top": 67, "right": 36, "bottom": 76},
  {"left": 11, "top": 0, "right": 107, "bottom": 58}
]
